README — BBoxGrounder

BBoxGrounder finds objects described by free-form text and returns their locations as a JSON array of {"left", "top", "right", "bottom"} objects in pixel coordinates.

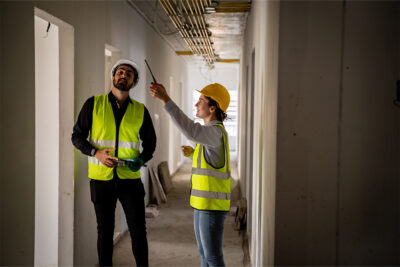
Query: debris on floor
[{"left": 145, "top": 204, "right": 159, "bottom": 218}]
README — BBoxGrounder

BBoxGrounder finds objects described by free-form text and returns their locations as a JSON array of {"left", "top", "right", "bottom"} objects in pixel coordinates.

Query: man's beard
[{"left": 113, "top": 78, "right": 132, "bottom": 91}]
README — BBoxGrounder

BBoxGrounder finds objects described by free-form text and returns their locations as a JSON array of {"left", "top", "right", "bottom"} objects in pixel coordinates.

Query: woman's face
[{"left": 195, "top": 94, "right": 212, "bottom": 119}]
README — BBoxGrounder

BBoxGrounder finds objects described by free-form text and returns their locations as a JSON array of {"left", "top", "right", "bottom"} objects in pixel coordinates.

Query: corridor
[
  {"left": 113, "top": 162, "right": 244, "bottom": 266},
  {"left": 2, "top": 1, "right": 400, "bottom": 266}
]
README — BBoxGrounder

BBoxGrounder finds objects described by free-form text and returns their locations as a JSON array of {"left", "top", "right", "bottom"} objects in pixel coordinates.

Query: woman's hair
[{"left": 206, "top": 96, "right": 228, "bottom": 122}]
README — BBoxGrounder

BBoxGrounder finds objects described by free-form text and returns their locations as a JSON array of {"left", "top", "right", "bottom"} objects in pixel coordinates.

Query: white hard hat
[{"left": 111, "top": 59, "right": 139, "bottom": 88}]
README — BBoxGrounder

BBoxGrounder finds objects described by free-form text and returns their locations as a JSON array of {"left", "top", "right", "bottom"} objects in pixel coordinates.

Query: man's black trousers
[{"left": 90, "top": 178, "right": 148, "bottom": 266}]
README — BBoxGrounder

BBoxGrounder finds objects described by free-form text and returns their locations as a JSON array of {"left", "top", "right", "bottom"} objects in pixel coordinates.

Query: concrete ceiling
[{"left": 127, "top": 0, "right": 250, "bottom": 68}]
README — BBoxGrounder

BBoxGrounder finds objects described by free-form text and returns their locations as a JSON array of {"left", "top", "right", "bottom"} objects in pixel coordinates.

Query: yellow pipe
[
  {"left": 176, "top": 51, "right": 194, "bottom": 55},
  {"left": 216, "top": 59, "right": 240, "bottom": 63}
]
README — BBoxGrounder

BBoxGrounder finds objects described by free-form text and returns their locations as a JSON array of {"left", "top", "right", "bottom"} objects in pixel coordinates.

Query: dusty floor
[{"left": 113, "top": 162, "right": 244, "bottom": 266}]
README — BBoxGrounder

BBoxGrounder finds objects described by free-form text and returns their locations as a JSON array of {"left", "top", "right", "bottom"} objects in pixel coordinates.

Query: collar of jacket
[{"left": 108, "top": 91, "right": 133, "bottom": 104}]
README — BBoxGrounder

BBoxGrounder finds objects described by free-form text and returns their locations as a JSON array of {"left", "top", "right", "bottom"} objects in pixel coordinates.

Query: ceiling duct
[{"left": 158, "top": 0, "right": 218, "bottom": 68}]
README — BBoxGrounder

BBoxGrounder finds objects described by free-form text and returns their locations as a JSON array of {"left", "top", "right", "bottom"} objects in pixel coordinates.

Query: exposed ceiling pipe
[
  {"left": 158, "top": 0, "right": 250, "bottom": 67},
  {"left": 159, "top": 0, "right": 200, "bottom": 56},
  {"left": 186, "top": 0, "right": 211, "bottom": 63},
  {"left": 180, "top": 0, "right": 209, "bottom": 63},
  {"left": 159, "top": 0, "right": 216, "bottom": 68}
]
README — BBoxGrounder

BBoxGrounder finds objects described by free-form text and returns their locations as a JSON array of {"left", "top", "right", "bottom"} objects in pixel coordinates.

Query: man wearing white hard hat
[{"left": 72, "top": 59, "right": 156, "bottom": 266}]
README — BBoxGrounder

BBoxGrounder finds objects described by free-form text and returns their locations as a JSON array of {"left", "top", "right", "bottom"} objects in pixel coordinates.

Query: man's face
[{"left": 112, "top": 65, "right": 135, "bottom": 91}]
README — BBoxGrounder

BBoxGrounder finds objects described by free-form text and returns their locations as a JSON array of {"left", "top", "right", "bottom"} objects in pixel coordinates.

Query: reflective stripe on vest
[
  {"left": 190, "top": 124, "right": 231, "bottom": 211},
  {"left": 89, "top": 139, "right": 140, "bottom": 150},
  {"left": 191, "top": 189, "right": 231, "bottom": 200},
  {"left": 88, "top": 94, "right": 144, "bottom": 181}
]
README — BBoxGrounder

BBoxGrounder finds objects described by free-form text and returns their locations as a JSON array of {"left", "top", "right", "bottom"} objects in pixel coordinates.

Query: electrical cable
[{"left": 42, "top": 22, "right": 51, "bottom": 38}]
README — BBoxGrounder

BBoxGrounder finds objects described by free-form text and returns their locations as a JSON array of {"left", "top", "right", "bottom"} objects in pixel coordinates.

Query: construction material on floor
[
  {"left": 158, "top": 161, "right": 173, "bottom": 194},
  {"left": 234, "top": 197, "right": 247, "bottom": 231},
  {"left": 148, "top": 163, "right": 167, "bottom": 205}
]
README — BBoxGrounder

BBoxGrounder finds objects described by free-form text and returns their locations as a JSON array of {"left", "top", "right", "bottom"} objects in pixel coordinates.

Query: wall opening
[
  {"left": 246, "top": 49, "right": 256, "bottom": 243},
  {"left": 34, "top": 7, "right": 74, "bottom": 266},
  {"left": 242, "top": 65, "right": 249, "bottom": 198},
  {"left": 169, "top": 77, "right": 183, "bottom": 174},
  {"left": 104, "top": 44, "right": 121, "bottom": 93}
]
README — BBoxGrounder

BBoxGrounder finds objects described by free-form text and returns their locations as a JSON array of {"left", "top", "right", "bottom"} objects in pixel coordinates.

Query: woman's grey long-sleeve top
[{"left": 163, "top": 100, "right": 225, "bottom": 168}]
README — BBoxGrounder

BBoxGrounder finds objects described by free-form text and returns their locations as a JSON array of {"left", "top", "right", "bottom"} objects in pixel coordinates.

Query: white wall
[
  {"left": 34, "top": 15, "right": 59, "bottom": 265},
  {"left": 34, "top": 7, "right": 75, "bottom": 266},
  {"left": 168, "top": 77, "right": 184, "bottom": 174},
  {"left": 259, "top": 2, "right": 280, "bottom": 265},
  {"left": 0, "top": 1, "right": 188, "bottom": 265}
]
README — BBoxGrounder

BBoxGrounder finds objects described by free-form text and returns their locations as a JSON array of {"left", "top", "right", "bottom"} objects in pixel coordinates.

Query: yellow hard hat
[{"left": 196, "top": 83, "right": 230, "bottom": 112}]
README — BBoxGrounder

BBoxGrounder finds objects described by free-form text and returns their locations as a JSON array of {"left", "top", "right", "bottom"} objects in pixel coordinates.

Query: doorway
[
  {"left": 245, "top": 49, "right": 256, "bottom": 241},
  {"left": 34, "top": 7, "right": 74, "bottom": 266}
]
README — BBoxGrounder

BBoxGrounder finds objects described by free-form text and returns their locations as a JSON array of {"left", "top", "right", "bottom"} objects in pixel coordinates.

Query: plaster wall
[
  {"left": 34, "top": 15, "right": 59, "bottom": 265},
  {"left": 0, "top": 1, "right": 188, "bottom": 265}
]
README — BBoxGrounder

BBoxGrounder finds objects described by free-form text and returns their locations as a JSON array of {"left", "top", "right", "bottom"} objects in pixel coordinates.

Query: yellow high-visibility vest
[
  {"left": 190, "top": 124, "right": 231, "bottom": 211},
  {"left": 88, "top": 94, "right": 144, "bottom": 180}
]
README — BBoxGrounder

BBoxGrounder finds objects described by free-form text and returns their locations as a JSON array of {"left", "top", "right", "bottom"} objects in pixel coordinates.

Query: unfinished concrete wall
[
  {"left": 398, "top": 4, "right": 400, "bottom": 262},
  {"left": 0, "top": 4, "right": 3, "bottom": 264},
  {"left": 276, "top": 1, "right": 400, "bottom": 265},
  {"left": 339, "top": 2, "right": 399, "bottom": 264},
  {"left": 276, "top": 2, "right": 342, "bottom": 265},
  {"left": 0, "top": 1, "right": 188, "bottom": 265}
]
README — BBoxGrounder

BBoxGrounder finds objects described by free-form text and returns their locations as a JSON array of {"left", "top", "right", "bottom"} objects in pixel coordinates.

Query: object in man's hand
[{"left": 126, "top": 158, "right": 144, "bottom": 172}]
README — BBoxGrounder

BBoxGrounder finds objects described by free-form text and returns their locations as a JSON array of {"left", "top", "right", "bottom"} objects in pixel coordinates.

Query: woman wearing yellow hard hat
[{"left": 150, "top": 82, "right": 231, "bottom": 267}]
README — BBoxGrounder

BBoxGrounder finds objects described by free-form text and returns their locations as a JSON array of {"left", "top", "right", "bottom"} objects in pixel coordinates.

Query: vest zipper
[{"left": 113, "top": 99, "right": 120, "bottom": 178}]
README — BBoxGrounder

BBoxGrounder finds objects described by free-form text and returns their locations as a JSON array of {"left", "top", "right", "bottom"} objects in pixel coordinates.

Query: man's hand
[
  {"left": 127, "top": 158, "right": 144, "bottom": 172},
  {"left": 95, "top": 148, "right": 118, "bottom": 168},
  {"left": 149, "top": 83, "right": 171, "bottom": 105},
  {"left": 181, "top": 146, "right": 194, "bottom": 157}
]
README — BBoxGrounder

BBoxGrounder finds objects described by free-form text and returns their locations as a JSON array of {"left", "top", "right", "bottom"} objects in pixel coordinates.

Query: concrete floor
[{"left": 113, "top": 161, "right": 244, "bottom": 266}]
